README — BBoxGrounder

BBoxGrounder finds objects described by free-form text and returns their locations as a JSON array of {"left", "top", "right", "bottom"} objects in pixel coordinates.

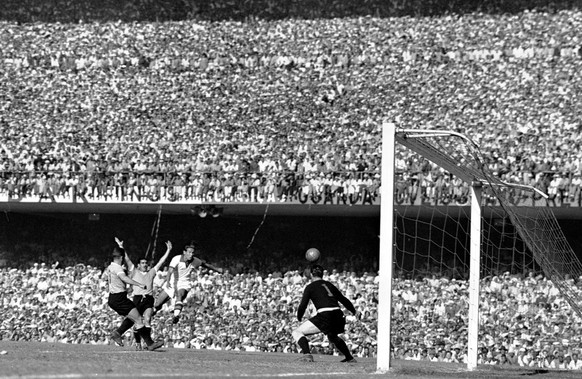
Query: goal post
[
  {"left": 377, "top": 123, "right": 484, "bottom": 371},
  {"left": 376, "top": 121, "right": 396, "bottom": 371},
  {"left": 377, "top": 123, "right": 582, "bottom": 372}
]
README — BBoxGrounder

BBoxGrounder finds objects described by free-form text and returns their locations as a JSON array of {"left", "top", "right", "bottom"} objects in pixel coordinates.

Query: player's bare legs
[
  {"left": 143, "top": 308, "right": 153, "bottom": 326},
  {"left": 153, "top": 290, "right": 170, "bottom": 314},
  {"left": 291, "top": 320, "right": 319, "bottom": 362},
  {"left": 172, "top": 289, "right": 188, "bottom": 324},
  {"left": 113, "top": 309, "right": 149, "bottom": 347}
]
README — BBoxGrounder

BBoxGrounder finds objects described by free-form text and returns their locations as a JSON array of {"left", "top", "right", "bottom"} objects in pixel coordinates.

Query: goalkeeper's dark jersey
[{"left": 297, "top": 279, "right": 356, "bottom": 320}]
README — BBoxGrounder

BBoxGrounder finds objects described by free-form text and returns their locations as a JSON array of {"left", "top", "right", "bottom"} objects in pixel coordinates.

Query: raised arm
[
  {"left": 153, "top": 241, "right": 172, "bottom": 272},
  {"left": 115, "top": 237, "right": 134, "bottom": 272}
]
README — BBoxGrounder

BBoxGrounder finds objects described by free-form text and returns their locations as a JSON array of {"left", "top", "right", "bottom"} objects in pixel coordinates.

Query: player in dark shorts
[
  {"left": 121, "top": 239, "right": 172, "bottom": 350},
  {"left": 291, "top": 264, "right": 357, "bottom": 363},
  {"left": 105, "top": 242, "right": 164, "bottom": 351}
]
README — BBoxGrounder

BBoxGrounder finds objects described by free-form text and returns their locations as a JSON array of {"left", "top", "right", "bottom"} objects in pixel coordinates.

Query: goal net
[{"left": 377, "top": 124, "right": 582, "bottom": 371}]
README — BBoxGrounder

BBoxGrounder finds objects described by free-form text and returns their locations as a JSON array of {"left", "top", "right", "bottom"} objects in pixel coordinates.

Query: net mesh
[
  {"left": 393, "top": 129, "right": 582, "bottom": 319},
  {"left": 394, "top": 205, "right": 537, "bottom": 280}
]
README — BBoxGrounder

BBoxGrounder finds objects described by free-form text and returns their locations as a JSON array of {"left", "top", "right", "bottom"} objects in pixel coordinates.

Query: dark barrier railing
[{"left": 0, "top": 170, "right": 579, "bottom": 207}]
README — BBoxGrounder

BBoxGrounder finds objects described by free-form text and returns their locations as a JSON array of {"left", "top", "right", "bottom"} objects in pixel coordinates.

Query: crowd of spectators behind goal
[
  {"left": 1, "top": 258, "right": 582, "bottom": 369},
  {"left": 1, "top": 11, "right": 582, "bottom": 206}
]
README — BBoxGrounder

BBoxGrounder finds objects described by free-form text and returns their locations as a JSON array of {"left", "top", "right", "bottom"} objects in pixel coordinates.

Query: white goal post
[{"left": 376, "top": 123, "right": 550, "bottom": 372}]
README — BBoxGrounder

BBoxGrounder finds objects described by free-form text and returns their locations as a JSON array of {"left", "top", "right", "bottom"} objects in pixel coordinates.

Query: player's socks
[
  {"left": 133, "top": 328, "right": 141, "bottom": 346},
  {"left": 172, "top": 304, "right": 183, "bottom": 324},
  {"left": 117, "top": 318, "right": 134, "bottom": 336},
  {"left": 173, "top": 302, "right": 183, "bottom": 316},
  {"left": 328, "top": 335, "right": 354, "bottom": 361},
  {"left": 137, "top": 327, "right": 164, "bottom": 351},
  {"left": 136, "top": 326, "right": 154, "bottom": 346},
  {"left": 297, "top": 337, "right": 311, "bottom": 355}
]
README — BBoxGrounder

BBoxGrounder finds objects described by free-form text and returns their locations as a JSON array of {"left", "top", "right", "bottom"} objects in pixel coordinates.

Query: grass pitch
[{"left": 0, "top": 341, "right": 578, "bottom": 379}]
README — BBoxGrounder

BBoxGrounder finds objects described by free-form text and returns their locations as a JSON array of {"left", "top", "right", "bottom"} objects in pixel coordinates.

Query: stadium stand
[
  {"left": 0, "top": 0, "right": 579, "bottom": 22},
  {"left": 1, "top": 10, "right": 582, "bottom": 205},
  {"left": 1, "top": 262, "right": 581, "bottom": 369}
]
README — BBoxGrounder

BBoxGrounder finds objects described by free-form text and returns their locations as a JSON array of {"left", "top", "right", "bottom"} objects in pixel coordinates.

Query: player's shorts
[
  {"left": 309, "top": 309, "right": 346, "bottom": 335},
  {"left": 108, "top": 292, "right": 135, "bottom": 316},
  {"left": 132, "top": 294, "right": 155, "bottom": 314}
]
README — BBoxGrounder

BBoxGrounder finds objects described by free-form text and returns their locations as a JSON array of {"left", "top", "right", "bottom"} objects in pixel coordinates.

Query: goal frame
[{"left": 376, "top": 123, "right": 547, "bottom": 372}]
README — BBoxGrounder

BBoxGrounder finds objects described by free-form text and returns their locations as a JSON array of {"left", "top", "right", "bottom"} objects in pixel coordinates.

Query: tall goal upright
[{"left": 377, "top": 123, "right": 582, "bottom": 372}]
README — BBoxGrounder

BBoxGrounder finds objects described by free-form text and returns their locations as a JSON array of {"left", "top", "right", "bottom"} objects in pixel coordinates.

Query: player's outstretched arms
[
  {"left": 115, "top": 237, "right": 135, "bottom": 272},
  {"left": 202, "top": 262, "right": 224, "bottom": 274},
  {"left": 153, "top": 241, "right": 172, "bottom": 272},
  {"left": 115, "top": 237, "right": 124, "bottom": 249}
]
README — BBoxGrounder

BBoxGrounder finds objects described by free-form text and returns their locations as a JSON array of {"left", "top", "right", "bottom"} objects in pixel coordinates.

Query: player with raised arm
[
  {"left": 116, "top": 237, "right": 172, "bottom": 350},
  {"left": 153, "top": 240, "right": 224, "bottom": 324},
  {"left": 104, "top": 243, "right": 164, "bottom": 351},
  {"left": 291, "top": 264, "right": 357, "bottom": 363}
]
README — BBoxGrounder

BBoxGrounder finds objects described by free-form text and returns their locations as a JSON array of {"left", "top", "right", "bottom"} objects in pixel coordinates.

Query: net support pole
[
  {"left": 376, "top": 122, "right": 396, "bottom": 372},
  {"left": 467, "top": 181, "right": 482, "bottom": 370}
]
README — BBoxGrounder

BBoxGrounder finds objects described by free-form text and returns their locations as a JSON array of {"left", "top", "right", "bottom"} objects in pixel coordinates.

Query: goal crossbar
[{"left": 395, "top": 129, "right": 547, "bottom": 199}]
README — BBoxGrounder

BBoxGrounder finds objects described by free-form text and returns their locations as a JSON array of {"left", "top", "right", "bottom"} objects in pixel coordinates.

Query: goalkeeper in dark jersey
[{"left": 291, "top": 264, "right": 357, "bottom": 363}]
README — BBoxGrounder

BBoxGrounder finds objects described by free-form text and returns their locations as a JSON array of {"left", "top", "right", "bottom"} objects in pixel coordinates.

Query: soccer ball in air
[{"left": 305, "top": 248, "right": 321, "bottom": 262}]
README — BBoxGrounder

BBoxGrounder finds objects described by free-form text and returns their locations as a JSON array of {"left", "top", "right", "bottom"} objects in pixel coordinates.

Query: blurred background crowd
[{"left": 1, "top": 262, "right": 581, "bottom": 369}]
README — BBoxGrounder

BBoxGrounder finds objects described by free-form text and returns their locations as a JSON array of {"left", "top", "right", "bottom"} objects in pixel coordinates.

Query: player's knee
[{"left": 291, "top": 329, "right": 304, "bottom": 342}]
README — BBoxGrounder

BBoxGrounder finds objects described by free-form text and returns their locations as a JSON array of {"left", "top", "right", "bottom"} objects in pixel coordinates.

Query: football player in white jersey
[
  {"left": 153, "top": 240, "right": 224, "bottom": 324},
  {"left": 118, "top": 237, "right": 172, "bottom": 349},
  {"left": 104, "top": 244, "right": 164, "bottom": 351}
]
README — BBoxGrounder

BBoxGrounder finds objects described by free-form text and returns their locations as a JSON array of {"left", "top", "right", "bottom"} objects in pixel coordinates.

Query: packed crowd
[
  {"left": 1, "top": 260, "right": 582, "bottom": 369},
  {"left": 1, "top": 11, "right": 581, "bottom": 62},
  {"left": 1, "top": 11, "right": 582, "bottom": 207},
  {"left": 1, "top": 0, "right": 576, "bottom": 22}
]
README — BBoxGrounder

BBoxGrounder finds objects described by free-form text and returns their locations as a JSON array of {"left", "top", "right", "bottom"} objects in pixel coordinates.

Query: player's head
[
  {"left": 183, "top": 240, "right": 199, "bottom": 259},
  {"left": 138, "top": 258, "right": 149, "bottom": 272},
  {"left": 112, "top": 247, "right": 124, "bottom": 262},
  {"left": 310, "top": 264, "right": 324, "bottom": 279}
]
